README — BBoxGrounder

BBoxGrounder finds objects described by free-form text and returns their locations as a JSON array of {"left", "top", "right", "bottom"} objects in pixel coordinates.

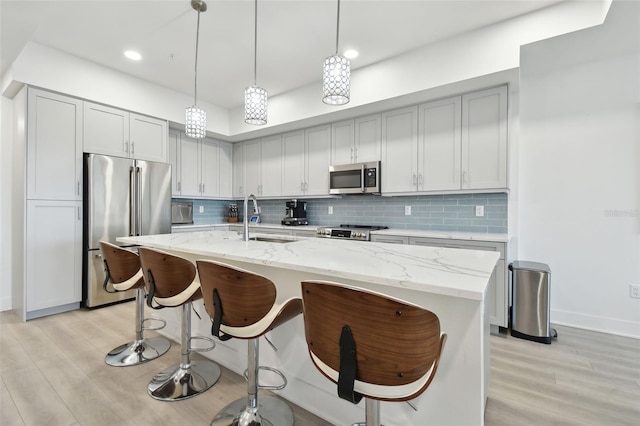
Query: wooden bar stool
[
  {"left": 99, "top": 241, "right": 170, "bottom": 367},
  {"left": 138, "top": 247, "right": 221, "bottom": 401},
  {"left": 196, "top": 259, "right": 302, "bottom": 426},
  {"left": 300, "top": 281, "right": 447, "bottom": 426}
]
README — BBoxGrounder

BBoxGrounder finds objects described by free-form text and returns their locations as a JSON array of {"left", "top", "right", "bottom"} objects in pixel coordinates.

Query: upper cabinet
[
  {"left": 382, "top": 86, "right": 508, "bottom": 194},
  {"left": 461, "top": 86, "right": 508, "bottom": 189},
  {"left": 381, "top": 106, "right": 419, "bottom": 193},
  {"left": 418, "top": 96, "right": 462, "bottom": 191},
  {"left": 83, "top": 102, "right": 167, "bottom": 162},
  {"left": 283, "top": 126, "right": 331, "bottom": 197},
  {"left": 169, "top": 129, "right": 233, "bottom": 198},
  {"left": 27, "top": 88, "right": 83, "bottom": 201},
  {"left": 331, "top": 114, "right": 381, "bottom": 165}
]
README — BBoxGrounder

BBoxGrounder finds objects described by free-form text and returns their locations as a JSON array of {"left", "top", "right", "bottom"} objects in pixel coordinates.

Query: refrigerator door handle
[
  {"left": 136, "top": 166, "right": 142, "bottom": 236},
  {"left": 129, "top": 166, "right": 135, "bottom": 236}
]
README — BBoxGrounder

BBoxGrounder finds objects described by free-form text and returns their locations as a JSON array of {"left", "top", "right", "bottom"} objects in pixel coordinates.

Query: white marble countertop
[
  {"left": 371, "top": 229, "right": 510, "bottom": 242},
  {"left": 118, "top": 229, "right": 499, "bottom": 301}
]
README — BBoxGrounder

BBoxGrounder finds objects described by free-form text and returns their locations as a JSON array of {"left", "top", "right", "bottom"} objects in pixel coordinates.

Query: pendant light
[
  {"left": 245, "top": 0, "right": 268, "bottom": 125},
  {"left": 185, "top": 0, "right": 207, "bottom": 139},
  {"left": 322, "top": 0, "right": 350, "bottom": 105}
]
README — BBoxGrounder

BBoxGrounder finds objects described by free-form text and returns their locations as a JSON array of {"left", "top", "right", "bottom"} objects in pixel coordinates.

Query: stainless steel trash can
[{"left": 509, "top": 261, "right": 557, "bottom": 344}]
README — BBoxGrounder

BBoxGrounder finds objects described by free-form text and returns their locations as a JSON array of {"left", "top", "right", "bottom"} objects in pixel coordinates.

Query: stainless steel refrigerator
[{"left": 83, "top": 153, "right": 171, "bottom": 308}]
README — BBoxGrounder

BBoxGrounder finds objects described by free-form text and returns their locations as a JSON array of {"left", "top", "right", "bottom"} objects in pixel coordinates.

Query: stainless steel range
[{"left": 316, "top": 224, "right": 388, "bottom": 241}]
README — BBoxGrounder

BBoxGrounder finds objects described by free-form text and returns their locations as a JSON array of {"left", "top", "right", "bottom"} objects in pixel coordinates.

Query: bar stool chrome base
[
  {"left": 105, "top": 337, "right": 171, "bottom": 367},
  {"left": 211, "top": 395, "right": 294, "bottom": 426},
  {"left": 148, "top": 360, "right": 221, "bottom": 401}
]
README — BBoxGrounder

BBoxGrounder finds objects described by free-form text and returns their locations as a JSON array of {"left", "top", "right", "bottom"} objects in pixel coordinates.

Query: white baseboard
[
  {"left": 0, "top": 297, "right": 12, "bottom": 312},
  {"left": 551, "top": 308, "right": 640, "bottom": 339}
]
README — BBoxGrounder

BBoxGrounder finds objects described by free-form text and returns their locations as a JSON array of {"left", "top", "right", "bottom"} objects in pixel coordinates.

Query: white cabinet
[
  {"left": 260, "top": 135, "right": 283, "bottom": 197},
  {"left": 242, "top": 139, "right": 262, "bottom": 196},
  {"left": 19, "top": 88, "right": 84, "bottom": 321},
  {"left": 408, "top": 236, "right": 507, "bottom": 327},
  {"left": 83, "top": 101, "right": 167, "bottom": 162},
  {"left": 168, "top": 130, "right": 181, "bottom": 195},
  {"left": 219, "top": 141, "right": 233, "bottom": 198},
  {"left": 304, "top": 125, "right": 331, "bottom": 196},
  {"left": 233, "top": 143, "right": 244, "bottom": 197},
  {"left": 418, "top": 96, "right": 461, "bottom": 191},
  {"left": 381, "top": 106, "right": 419, "bottom": 193},
  {"left": 27, "top": 89, "right": 82, "bottom": 201},
  {"left": 354, "top": 114, "right": 382, "bottom": 163},
  {"left": 282, "top": 126, "right": 330, "bottom": 197},
  {"left": 370, "top": 234, "right": 409, "bottom": 245},
  {"left": 25, "top": 200, "right": 82, "bottom": 317},
  {"left": 170, "top": 130, "right": 233, "bottom": 198},
  {"left": 331, "top": 115, "right": 381, "bottom": 165},
  {"left": 331, "top": 120, "right": 354, "bottom": 165},
  {"left": 282, "top": 130, "right": 305, "bottom": 196},
  {"left": 381, "top": 86, "right": 508, "bottom": 194},
  {"left": 461, "top": 86, "right": 508, "bottom": 189}
]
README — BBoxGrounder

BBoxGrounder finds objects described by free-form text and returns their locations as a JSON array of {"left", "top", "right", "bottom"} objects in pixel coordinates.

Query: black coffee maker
[{"left": 281, "top": 199, "right": 308, "bottom": 226}]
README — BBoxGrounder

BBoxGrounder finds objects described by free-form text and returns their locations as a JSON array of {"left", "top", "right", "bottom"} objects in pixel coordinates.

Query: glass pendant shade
[
  {"left": 185, "top": 105, "right": 206, "bottom": 139},
  {"left": 244, "top": 85, "right": 268, "bottom": 125},
  {"left": 322, "top": 54, "right": 350, "bottom": 105}
]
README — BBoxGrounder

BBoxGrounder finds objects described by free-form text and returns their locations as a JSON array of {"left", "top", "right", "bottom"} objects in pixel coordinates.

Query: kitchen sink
[{"left": 249, "top": 236, "right": 297, "bottom": 244}]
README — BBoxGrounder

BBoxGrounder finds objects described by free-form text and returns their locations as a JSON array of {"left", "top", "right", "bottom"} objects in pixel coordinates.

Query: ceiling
[{"left": 2, "top": 0, "right": 566, "bottom": 110}]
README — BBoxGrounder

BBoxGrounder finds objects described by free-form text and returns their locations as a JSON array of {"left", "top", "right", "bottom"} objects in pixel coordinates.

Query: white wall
[{"left": 518, "top": 0, "right": 640, "bottom": 337}]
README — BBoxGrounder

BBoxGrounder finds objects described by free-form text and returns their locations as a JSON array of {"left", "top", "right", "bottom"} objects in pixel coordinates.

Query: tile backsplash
[{"left": 176, "top": 192, "right": 507, "bottom": 233}]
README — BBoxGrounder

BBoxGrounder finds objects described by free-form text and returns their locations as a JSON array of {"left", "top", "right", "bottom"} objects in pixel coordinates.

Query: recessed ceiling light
[
  {"left": 343, "top": 49, "right": 359, "bottom": 59},
  {"left": 124, "top": 50, "right": 142, "bottom": 61}
]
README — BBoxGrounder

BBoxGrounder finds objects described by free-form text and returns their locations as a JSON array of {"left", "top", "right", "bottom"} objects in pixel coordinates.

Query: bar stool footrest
[
  {"left": 211, "top": 395, "right": 293, "bottom": 426},
  {"left": 105, "top": 336, "right": 171, "bottom": 367},
  {"left": 190, "top": 335, "right": 216, "bottom": 353},
  {"left": 243, "top": 365, "right": 287, "bottom": 391},
  {"left": 142, "top": 316, "right": 167, "bottom": 331}
]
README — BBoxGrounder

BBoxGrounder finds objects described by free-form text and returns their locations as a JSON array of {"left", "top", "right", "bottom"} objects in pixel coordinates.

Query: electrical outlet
[
  {"left": 631, "top": 285, "right": 640, "bottom": 299},
  {"left": 328, "top": 206, "right": 333, "bottom": 215},
  {"left": 405, "top": 206, "right": 411, "bottom": 216},
  {"left": 475, "top": 205, "right": 484, "bottom": 217},
  {"left": 199, "top": 205, "right": 204, "bottom": 213}
]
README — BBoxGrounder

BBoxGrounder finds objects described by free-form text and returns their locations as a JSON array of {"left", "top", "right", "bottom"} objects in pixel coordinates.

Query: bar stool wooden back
[
  {"left": 196, "top": 259, "right": 302, "bottom": 426},
  {"left": 300, "top": 280, "right": 447, "bottom": 426},
  {"left": 99, "top": 241, "right": 170, "bottom": 367},
  {"left": 138, "top": 247, "right": 221, "bottom": 401}
]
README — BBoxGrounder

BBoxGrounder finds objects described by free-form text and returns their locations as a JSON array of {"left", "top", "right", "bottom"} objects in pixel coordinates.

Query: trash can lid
[{"left": 510, "top": 261, "right": 551, "bottom": 274}]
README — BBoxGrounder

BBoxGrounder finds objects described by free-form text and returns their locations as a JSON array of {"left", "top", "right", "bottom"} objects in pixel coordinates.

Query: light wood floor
[{"left": 1, "top": 302, "right": 639, "bottom": 426}]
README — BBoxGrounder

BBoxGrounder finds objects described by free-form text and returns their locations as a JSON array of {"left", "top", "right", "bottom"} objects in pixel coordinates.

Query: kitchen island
[{"left": 118, "top": 230, "right": 499, "bottom": 425}]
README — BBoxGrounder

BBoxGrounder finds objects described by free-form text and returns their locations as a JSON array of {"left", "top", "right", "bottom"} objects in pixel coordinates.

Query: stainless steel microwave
[{"left": 329, "top": 161, "right": 381, "bottom": 195}]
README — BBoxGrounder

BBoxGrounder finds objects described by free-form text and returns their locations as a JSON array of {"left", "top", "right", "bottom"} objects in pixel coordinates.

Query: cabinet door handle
[
  {"left": 354, "top": 146, "right": 358, "bottom": 162},
  {"left": 418, "top": 173, "right": 423, "bottom": 187},
  {"left": 77, "top": 206, "right": 81, "bottom": 220},
  {"left": 131, "top": 142, "right": 135, "bottom": 155},
  {"left": 202, "top": 183, "right": 205, "bottom": 193},
  {"left": 350, "top": 146, "right": 354, "bottom": 163},
  {"left": 77, "top": 181, "right": 80, "bottom": 196},
  {"left": 125, "top": 142, "right": 129, "bottom": 154},
  {"left": 178, "top": 181, "right": 181, "bottom": 191},
  {"left": 412, "top": 173, "right": 417, "bottom": 186}
]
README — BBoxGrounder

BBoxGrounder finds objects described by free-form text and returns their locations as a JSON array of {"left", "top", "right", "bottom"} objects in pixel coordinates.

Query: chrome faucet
[{"left": 243, "top": 193, "right": 258, "bottom": 241}]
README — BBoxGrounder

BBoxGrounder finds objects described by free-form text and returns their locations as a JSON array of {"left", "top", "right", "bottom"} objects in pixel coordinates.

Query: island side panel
[{"left": 150, "top": 251, "right": 487, "bottom": 426}]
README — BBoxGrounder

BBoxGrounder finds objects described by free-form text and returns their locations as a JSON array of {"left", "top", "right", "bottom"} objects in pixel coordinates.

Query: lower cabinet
[
  {"left": 371, "top": 234, "right": 508, "bottom": 328},
  {"left": 25, "top": 200, "right": 82, "bottom": 319}
]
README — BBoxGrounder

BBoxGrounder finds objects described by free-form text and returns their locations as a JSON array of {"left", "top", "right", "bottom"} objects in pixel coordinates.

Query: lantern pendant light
[
  {"left": 322, "top": 0, "right": 350, "bottom": 105},
  {"left": 185, "top": 0, "right": 207, "bottom": 138},
  {"left": 245, "top": 0, "right": 268, "bottom": 125}
]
